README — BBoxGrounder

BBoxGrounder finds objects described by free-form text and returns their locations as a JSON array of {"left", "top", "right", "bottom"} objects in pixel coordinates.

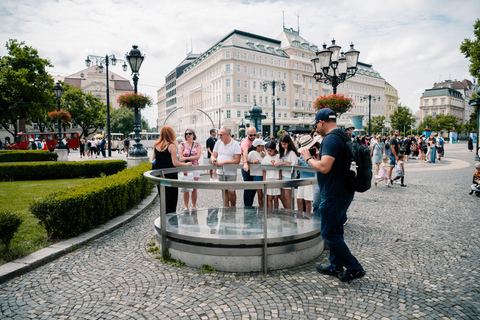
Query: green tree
[
  {"left": 0, "top": 39, "right": 55, "bottom": 138},
  {"left": 60, "top": 82, "right": 106, "bottom": 139},
  {"left": 390, "top": 103, "right": 415, "bottom": 133},
  {"left": 110, "top": 107, "right": 149, "bottom": 136},
  {"left": 460, "top": 19, "right": 480, "bottom": 80},
  {"left": 417, "top": 115, "right": 435, "bottom": 132},
  {"left": 369, "top": 115, "right": 385, "bottom": 135},
  {"left": 434, "top": 114, "right": 460, "bottom": 133}
]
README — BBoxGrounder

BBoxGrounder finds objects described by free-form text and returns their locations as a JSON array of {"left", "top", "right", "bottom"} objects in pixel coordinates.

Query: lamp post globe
[
  {"left": 52, "top": 82, "right": 66, "bottom": 149},
  {"left": 126, "top": 45, "right": 147, "bottom": 158}
]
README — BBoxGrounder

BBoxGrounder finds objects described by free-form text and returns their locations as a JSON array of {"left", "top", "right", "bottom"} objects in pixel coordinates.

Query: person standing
[
  {"left": 100, "top": 137, "right": 106, "bottom": 157},
  {"left": 276, "top": 134, "right": 299, "bottom": 209},
  {"left": 241, "top": 126, "right": 257, "bottom": 207},
  {"left": 178, "top": 129, "right": 202, "bottom": 210},
  {"left": 79, "top": 138, "right": 85, "bottom": 158},
  {"left": 152, "top": 126, "right": 192, "bottom": 214},
  {"left": 468, "top": 136, "right": 474, "bottom": 152},
  {"left": 370, "top": 135, "right": 385, "bottom": 177},
  {"left": 124, "top": 137, "right": 130, "bottom": 157},
  {"left": 430, "top": 134, "right": 437, "bottom": 163},
  {"left": 211, "top": 127, "right": 241, "bottom": 207},
  {"left": 300, "top": 108, "right": 366, "bottom": 282},
  {"left": 206, "top": 129, "right": 217, "bottom": 181},
  {"left": 388, "top": 129, "right": 399, "bottom": 185},
  {"left": 435, "top": 134, "right": 444, "bottom": 161}
]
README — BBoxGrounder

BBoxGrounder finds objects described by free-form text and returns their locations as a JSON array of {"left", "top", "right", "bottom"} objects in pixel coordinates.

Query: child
[
  {"left": 392, "top": 154, "right": 407, "bottom": 187},
  {"left": 262, "top": 141, "right": 281, "bottom": 209},
  {"left": 375, "top": 156, "right": 391, "bottom": 187},
  {"left": 247, "top": 139, "right": 266, "bottom": 207},
  {"left": 276, "top": 134, "right": 300, "bottom": 209},
  {"left": 296, "top": 136, "right": 320, "bottom": 214}
]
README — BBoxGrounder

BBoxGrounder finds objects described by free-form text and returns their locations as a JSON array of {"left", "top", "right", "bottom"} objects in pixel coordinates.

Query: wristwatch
[{"left": 305, "top": 156, "right": 314, "bottom": 163}]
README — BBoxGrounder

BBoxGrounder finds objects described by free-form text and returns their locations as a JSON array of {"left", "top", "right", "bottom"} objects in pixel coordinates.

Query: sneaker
[
  {"left": 210, "top": 178, "right": 214, "bottom": 182},
  {"left": 316, "top": 265, "right": 343, "bottom": 276},
  {"left": 343, "top": 218, "right": 349, "bottom": 226},
  {"left": 374, "top": 181, "right": 378, "bottom": 187},
  {"left": 400, "top": 184, "right": 407, "bottom": 187},
  {"left": 338, "top": 269, "right": 366, "bottom": 282},
  {"left": 390, "top": 179, "right": 393, "bottom": 185}
]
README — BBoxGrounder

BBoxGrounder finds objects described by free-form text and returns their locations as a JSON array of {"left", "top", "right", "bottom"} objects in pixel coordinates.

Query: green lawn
[{"left": 0, "top": 178, "right": 91, "bottom": 265}]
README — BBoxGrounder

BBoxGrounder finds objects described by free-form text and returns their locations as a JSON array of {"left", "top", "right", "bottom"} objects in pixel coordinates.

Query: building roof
[
  {"left": 433, "top": 79, "right": 473, "bottom": 91},
  {"left": 356, "top": 62, "right": 384, "bottom": 80},
  {"left": 275, "top": 27, "right": 318, "bottom": 52},
  {"left": 422, "top": 87, "right": 463, "bottom": 99}
]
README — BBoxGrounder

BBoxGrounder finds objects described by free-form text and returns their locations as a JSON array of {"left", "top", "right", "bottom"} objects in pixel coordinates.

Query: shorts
[
  {"left": 218, "top": 174, "right": 237, "bottom": 182},
  {"left": 265, "top": 179, "right": 281, "bottom": 196},
  {"left": 253, "top": 175, "right": 263, "bottom": 182},
  {"left": 281, "top": 175, "right": 291, "bottom": 189},
  {"left": 296, "top": 185, "right": 314, "bottom": 201},
  {"left": 389, "top": 155, "right": 396, "bottom": 166},
  {"left": 191, "top": 170, "right": 200, "bottom": 178}
]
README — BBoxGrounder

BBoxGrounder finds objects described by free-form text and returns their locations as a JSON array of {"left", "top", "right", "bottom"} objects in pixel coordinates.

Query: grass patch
[{"left": 0, "top": 178, "right": 90, "bottom": 265}]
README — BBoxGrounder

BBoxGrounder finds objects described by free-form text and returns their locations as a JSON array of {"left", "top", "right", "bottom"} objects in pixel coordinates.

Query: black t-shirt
[
  {"left": 206, "top": 137, "right": 216, "bottom": 158},
  {"left": 390, "top": 137, "right": 399, "bottom": 155},
  {"left": 123, "top": 138, "right": 130, "bottom": 147}
]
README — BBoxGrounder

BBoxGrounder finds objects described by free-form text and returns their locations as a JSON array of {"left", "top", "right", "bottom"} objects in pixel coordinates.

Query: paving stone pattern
[{"left": 1, "top": 143, "right": 479, "bottom": 319}]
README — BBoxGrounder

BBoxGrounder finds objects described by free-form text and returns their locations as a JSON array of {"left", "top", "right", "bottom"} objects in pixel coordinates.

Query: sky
[{"left": 1, "top": 0, "right": 479, "bottom": 127}]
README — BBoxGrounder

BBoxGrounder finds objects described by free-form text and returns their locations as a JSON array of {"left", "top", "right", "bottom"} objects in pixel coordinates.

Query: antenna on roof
[
  {"left": 297, "top": 14, "right": 300, "bottom": 33},
  {"left": 283, "top": 11, "right": 285, "bottom": 29}
]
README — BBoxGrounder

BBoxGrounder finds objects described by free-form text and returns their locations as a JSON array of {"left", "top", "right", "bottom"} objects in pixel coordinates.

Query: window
[
  {"left": 237, "top": 111, "right": 241, "bottom": 118},
  {"left": 295, "top": 74, "right": 299, "bottom": 81},
  {"left": 278, "top": 113, "right": 281, "bottom": 118},
  {"left": 227, "top": 110, "right": 231, "bottom": 118},
  {"left": 278, "top": 72, "right": 281, "bottom": 78},
  {"left": 237, "top": 94, "right": 241, "bottom": 102},
  {"left": 302, "top": 88, "right": 305, "bottom": 95},
  {"left": 237, "top": 80, "right": 241, "bottom": 87},
  {"left": 294, "top": 113, "right": 298, "bottom": 118},
  {"left": 264, "top": 57, "right": 267, "bottom": 63},
  {"left": 270, "top": 58, "right": 273, "bottom": 65},
  {"left": 244, "top": 66, "right": 247, "bottom": 73},
  {"left": 252, "top": 54, "right": 256, "bottom": 61},
  {"left": 244, "top": 111, "right": 247, "bottom": 117},
  {"left": 271, "top": 71, "right": 273, "bottom": 78},
  {"left": 302, "top": 53, "right": 305, "bottom": 58},
  {"left": 236, "top": 52, "right": 240, "bottom": 58},
  {"left": 253, "top": 81, "right": 256, "bottom": 89},
  {"left": 441, "top": 98, "right": 445, "bottom": 105},
  {"left": 441, "top": 110, "right": 445, "bottom": 114},
  {"left": 259, "top": 68, "right": 262, "bottom": 76},
  {"left": 244, "top": 95, "right": 248, "bottom": 103},
  {"left": 264, "top": 69, "right": 267, "bottom": 77},
  {"left": 302, "top": 100, "right": 305, "bottom": 107},
  {"left": 295, "top": 87, "right": 299, "bottom": 94},
  {"left": 226, "top": 79, "right": 231, "bottom": 87},
  {"left": 244, "top": 80, "right": 247, "bottom": 88},
  {"left": 295, "top": 99, "right": 299, "bottom": 107},
  {"left": 284, "top": 73, "right": 287, "bottom": 79},
  {"left": 226, "top": 51, "right": 231, "bottom": 58},
  {"left": 315, "top": 90, "right": 319, "bottom": 96},
  {"left": 226, "top": 94, "right": 231, "bottom": 102},
  {"left": 302, "top": 76, "right": 305, "bottom": 82},
  {"left": 433, "top": 99, "right": 436, "bottom": 106},
  {"left": 284, "top": 98, "right": 287, "bottom": 105},
  {"left": 294, "top": 51, "right": 298, "bottom": 56},
  {"left": 284, "top": 113, "right": 287, "bottom": 118},
  {"left": 309, "top": 89, "right": 312, "bottom": 96},
  {"left": 295, "top": 63, "right": 299, "bottom": 69},
  {"left": 253, "top": 95, "right": 256, "bottom": 103},
  {"left": 424, "top": 110, "right": 428, "bottom": 116},
  {"left": 432, "top": 110, "right": 436, "bottom": 116},
  {"left": 252, "top": 67, "right": 256, "bottom": 74},
  {"left": 236, "top": 65, "right": 240, "bottom": 72},
  {"left": 243, "top": 53, "right": 247, "bottom": 59},
  {"left": 226, "top": 64, "right": 231, "bottom": 71}
]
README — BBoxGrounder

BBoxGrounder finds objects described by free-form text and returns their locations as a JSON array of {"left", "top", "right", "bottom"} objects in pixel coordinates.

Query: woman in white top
[
  {"left": 276, "top": 134, "right": 299, "bottom": 209},
  {"left": 262, "top": 141, "right": 281, "bottom": 209},
  {"left": 247, "top": 139, "right": 266, "bottom": 208}
]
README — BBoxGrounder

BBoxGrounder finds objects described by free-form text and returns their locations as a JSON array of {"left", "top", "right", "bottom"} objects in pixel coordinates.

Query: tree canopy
[
  {"left": 390, "top": 104, "right": 415, "bottom": 132},
  {"left": 0, "top": 39, "right": 55, "bottom": 137},
  {"left": 460, "top": 19, "right": 480, "bottom": 80},
  {"left": 109, "top": 107, "right": 149, "bottom": 136}
]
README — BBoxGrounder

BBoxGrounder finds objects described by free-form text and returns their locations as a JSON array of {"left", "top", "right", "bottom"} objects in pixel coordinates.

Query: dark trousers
[
  {"left": 241, "top": 169, "right": 256, "bottom": 207},
  {"left": 320, "top": 194, "right": 363, "bottom": 272},
  {"left": 157, "top": 172, "right": 178, "bottom": 214}
]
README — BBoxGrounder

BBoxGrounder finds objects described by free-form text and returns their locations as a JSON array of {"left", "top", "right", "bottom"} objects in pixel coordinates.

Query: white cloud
[{"left": 1, "top": 0, "right": 479, "bottom": 126}]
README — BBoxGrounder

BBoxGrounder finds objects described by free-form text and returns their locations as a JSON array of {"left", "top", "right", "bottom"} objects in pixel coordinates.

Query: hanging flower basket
[
  {"left": 314, "top": 94, "right": 354, "bottom": 115},
  {"left": 117, "top": 92, "right": 153, "bottom": 109},
  {"left": 48, "top": 110, "right": 72, "bottom": 123}
]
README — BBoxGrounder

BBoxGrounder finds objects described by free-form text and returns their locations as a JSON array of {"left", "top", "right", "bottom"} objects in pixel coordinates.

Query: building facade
[
  {"left": 384, "top": 82, "right": 399, "bottom": 120},
  {"left": 157, "top": 28, "right": 390, "bottom": 141}
]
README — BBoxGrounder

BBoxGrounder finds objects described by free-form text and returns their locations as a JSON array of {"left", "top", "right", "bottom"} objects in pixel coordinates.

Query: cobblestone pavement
[{"left": 1, "top": 143, "right": 479, "bottom": 319}]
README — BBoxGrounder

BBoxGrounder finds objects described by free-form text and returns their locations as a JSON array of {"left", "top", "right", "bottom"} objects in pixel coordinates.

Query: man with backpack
[
  {"left": 435, "top": 133, "right": 444, "bottom": 161},
  {"left": 300, "top": 108, "right": 366, "bottom": 282}
]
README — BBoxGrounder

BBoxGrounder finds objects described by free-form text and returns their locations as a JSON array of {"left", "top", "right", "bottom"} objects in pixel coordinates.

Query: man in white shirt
[{"left": 211, "top": 127, "right": 241, "bottom": 207}]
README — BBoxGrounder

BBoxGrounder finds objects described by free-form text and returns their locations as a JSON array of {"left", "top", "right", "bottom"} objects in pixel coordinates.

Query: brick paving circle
[{"left": 1, "top": 143, "right": 479, "bottom": 319}]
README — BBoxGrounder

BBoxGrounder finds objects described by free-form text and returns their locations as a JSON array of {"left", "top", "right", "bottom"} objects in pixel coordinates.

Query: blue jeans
[
  {"left": 241, "top": 169, "right": 256, "bottom": 207},
  {"left": 431, "top": 146, "right": 436, "bottom": 163},
  {"left": 320, "top": 194, "right": 363, "bottom": 272},
  {"left": 312, "top": 184, "right": 321, "bottom": 217}
]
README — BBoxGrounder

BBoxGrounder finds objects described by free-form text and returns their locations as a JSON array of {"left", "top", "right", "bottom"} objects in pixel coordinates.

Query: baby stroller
[{"left": 469, "top": 184, "right": 480, "bottom": 197}]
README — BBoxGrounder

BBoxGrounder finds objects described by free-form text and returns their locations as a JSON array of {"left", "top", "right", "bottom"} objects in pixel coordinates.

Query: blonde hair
[
  {"left": 382, "top": 156, "right": 389, "bottom": 161},
  {"left": 154, "top": 126, "right": 177, "bottom": 150}
]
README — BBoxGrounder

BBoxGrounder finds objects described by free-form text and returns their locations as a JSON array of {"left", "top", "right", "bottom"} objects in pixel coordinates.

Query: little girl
[
  {"left": 262, "top": 141, "right": 281, "bottom": 209},
  {"left": 247, "top": 139, "right": 266, "bottom": 207},
  {"left": 375, "top": 156, "right": 391, "bottom": 187},
  {"left": 276, "top": 134, "right": 299, "bottom": 209},
  {"left": 392, "top": 154, "right": 407, "bottom": 187}
]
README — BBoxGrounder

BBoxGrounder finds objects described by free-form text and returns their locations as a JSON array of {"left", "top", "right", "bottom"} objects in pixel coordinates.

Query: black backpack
[
  {"left": 328, "top": 131, "right": 373, "bottom": 193},
  {"left": 31, "top": 141, "right": 37, "bottom": 150}
]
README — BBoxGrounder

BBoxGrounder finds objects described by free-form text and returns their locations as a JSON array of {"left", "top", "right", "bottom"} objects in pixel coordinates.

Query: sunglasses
[
  {"left": 185, "top": 132, "right": 193, "bottom": 136},
  {"left": 248, "top": 134, "right": 256, "bottom": 137}
]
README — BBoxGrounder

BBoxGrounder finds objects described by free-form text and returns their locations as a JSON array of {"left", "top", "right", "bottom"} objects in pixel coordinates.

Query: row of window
[
  {"left": 424, "top": 98, "right": 446, "bottom": 106},
  {"left": 226, "top": 51, "right": 288, "bottom": 67},
  {"left": 222, "top": 110, "right": 314, "bottom": 119},
  {"left": 424, "top": 110, "right": 446, "bottom": 116}
]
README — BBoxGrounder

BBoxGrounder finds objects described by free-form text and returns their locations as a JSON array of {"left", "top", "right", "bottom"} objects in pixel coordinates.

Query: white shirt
[
  {"left": 213, "top": 139, "right": 241, "bottom": 175},
  {"left": 247, "top": 151, "right": 264, "bottom": 176},
  {"left": 281, "top": 150, "right": 298, "bottom": 178},
  {"left": 262, "top": 154, "right": 280, "bottom": 180}
]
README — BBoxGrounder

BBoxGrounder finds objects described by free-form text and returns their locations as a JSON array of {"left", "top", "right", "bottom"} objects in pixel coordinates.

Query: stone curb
[{"left": 0, "top": 190, "right": 158, "bottom": 284}]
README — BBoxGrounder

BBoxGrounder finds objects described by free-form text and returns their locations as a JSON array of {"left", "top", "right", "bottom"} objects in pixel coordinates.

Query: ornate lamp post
[
  {"left": 361, "top": 94, "right": 381, "bottom": 136},
  {"left": 262, "top": 80, "right": 285, "bottom": 138},
  {"left": 312, "top": 39, "right": 360, "bottom": 94},
  {"left": 85, "top": 54, "right": 128, "bottom": 157},
  {"left": 52, "top": 82, "right": 66, "bottom": 149},
  {"left": 468, "top": 86, "right": 480, "bottom": 161},
  {"left": 125, "top": 45, "right": 147, "bottom": 158}
]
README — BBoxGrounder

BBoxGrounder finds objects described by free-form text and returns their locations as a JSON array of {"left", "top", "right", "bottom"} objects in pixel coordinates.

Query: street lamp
[
  {"left": 312, "top": 40, "right": 360, "bottom": 94},
  {"left": 361, "top": 94, "right": 381, "bottom": 136},
  {"left": 52, "top": 82, "right": 66, "bottom": 149},
  {"left": 125, "top": 45, "right": 147, "bottom": 158},
  {"left": 85, "top": 54, "right": 128, "bottom": 157},
  {"left": 468, "top": 86, "right": 480, "bottom": 161},
  {"left": 262, "top": 80, "right": 285, "bottom": 138}
]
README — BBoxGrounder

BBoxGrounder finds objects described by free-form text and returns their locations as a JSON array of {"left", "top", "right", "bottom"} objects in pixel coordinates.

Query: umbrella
[{"left": 285, "top": 125, "right": 311, "bottom": 133}]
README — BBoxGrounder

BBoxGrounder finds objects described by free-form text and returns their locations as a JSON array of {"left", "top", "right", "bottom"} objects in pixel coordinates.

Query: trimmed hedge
[
  {"left": 0, "top": 211, "right": 23, "bottom": 251},
  {"left": 0, "top": 150, "right": 58, "bottom": 162},
  {"left": 30, "top": 162, "right": 152, "bottom": 239},
  {"left": 0, "top": 160, "right": 127, "bottom": 181}
]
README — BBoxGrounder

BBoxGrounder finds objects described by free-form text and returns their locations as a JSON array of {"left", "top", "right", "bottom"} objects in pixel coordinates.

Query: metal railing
[{"left": 144, "top": 164, "right": 317, "bottom": 273}]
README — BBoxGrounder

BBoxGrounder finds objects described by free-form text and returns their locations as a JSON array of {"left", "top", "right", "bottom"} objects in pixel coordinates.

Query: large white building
[{"left": 157, "top": 28, "right": 392, "bottom": 141}]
